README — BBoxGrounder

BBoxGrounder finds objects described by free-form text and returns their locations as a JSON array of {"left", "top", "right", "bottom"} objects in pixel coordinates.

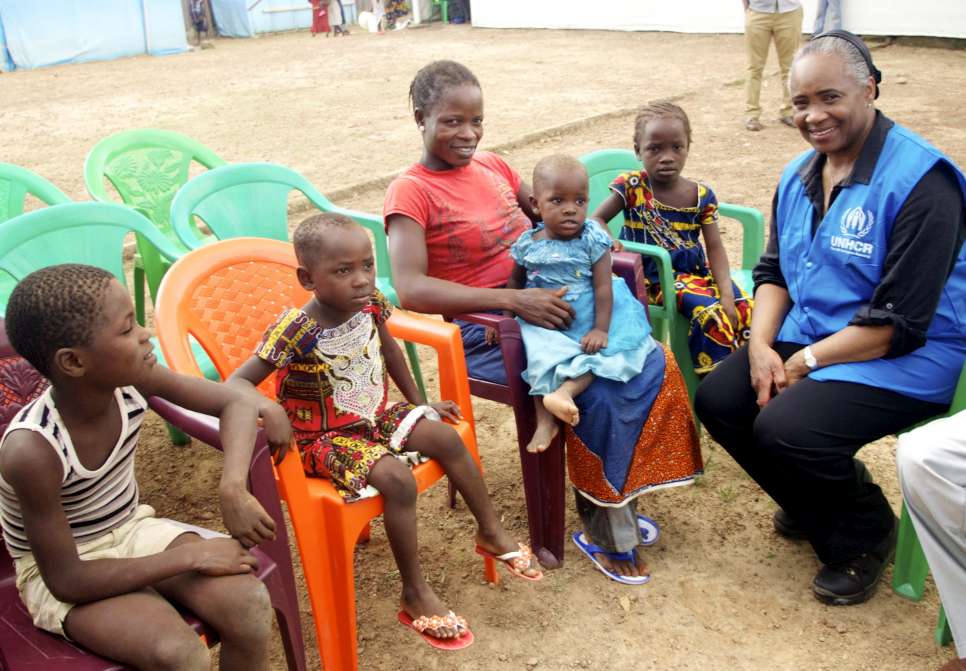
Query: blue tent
[
  {"left": 210, "top": 0, "right": 313, "bottom": 38},
  {"left": 0, "top": 0, "right": 188, "bottom": 72}
]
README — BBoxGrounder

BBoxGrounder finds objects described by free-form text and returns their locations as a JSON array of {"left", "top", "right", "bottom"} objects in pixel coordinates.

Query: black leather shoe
[
  {"left": 812, "top": 523, "right": 897, "bottom": 606},
  {"left": 773, "top": 509, "right": 808, "bottom": 540}
]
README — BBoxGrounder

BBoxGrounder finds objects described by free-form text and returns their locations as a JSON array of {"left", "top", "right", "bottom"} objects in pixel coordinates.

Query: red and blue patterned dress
[{"left": 610, "top": 170, "right": 754, "bottom": 375}]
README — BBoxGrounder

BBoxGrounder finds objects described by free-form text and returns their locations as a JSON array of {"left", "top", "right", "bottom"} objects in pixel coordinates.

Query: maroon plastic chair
[
  {"left": 454, "top": 252, "right": 649, "bottom": 569},
  {"left": 0, "top": 318, "right": 306, "bottom": 671}
]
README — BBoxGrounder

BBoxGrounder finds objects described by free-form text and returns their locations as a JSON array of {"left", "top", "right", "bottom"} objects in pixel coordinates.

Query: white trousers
[{"left": 897, "top": 410, "right": 966, "bottom": 657}]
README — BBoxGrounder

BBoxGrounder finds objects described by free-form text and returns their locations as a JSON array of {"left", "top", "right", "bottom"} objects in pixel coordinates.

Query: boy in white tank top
[{"left": 0, "top": 264, "right": 290, "bottom": 671}]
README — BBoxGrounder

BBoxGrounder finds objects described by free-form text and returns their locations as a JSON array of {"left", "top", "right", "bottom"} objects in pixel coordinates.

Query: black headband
[{"left": 811, "top": 29, "right": 882, "bottom": 99}]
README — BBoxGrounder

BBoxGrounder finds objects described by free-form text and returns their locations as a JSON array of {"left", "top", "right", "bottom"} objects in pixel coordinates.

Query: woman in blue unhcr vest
[{"left": 695, "top": 30, "right": 966, "bottom": 609}]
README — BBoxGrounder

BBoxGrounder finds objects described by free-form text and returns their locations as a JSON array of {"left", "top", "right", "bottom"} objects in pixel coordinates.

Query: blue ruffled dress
[{"left": 511, "top": 221, "right": 654, "bottom": 396}]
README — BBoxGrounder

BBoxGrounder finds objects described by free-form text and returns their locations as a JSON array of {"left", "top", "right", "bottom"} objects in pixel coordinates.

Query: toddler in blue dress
[{"left": 508, "top": 155, "right": 654, "bottom": 453}]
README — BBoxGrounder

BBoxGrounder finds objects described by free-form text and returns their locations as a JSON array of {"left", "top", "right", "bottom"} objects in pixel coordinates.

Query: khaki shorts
[{"left": 15, "top": 504, "right": 199, "bottom": 637}]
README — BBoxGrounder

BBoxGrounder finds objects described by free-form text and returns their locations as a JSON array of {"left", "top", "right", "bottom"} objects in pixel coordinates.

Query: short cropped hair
[
  {"left": 633, "top": 100, "right": 693, "bottom": 151},
  {"left": 532, "top": 154, "right": 587, "bottom": 193},
  {"left": 409, "top": 60, "right": 481, "bottom": 114},
  {"left": 292, "top": 212, "right": 359, "bottom": 269},
  {"left": 5, "top": 264, "right": 115, "bottom": 378}
]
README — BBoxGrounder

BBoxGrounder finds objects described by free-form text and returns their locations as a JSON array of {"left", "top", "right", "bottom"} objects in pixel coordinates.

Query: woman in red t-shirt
[{"left": 385, "top": 61, "right": 701, "bottom": 585}]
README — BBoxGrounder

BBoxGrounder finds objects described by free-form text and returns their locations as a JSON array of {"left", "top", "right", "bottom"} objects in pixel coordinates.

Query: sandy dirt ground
[{"left": 2, "top": 24, "right": 965, "bottom": 671}]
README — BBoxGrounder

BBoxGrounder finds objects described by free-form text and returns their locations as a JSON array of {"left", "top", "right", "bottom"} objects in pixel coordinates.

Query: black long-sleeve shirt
[{"left": 753, "top": 112, "right": 966, "bottom": 358}]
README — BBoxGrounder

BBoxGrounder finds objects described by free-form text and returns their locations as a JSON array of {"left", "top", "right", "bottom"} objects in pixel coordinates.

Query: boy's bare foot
[
  {"left": 401, "top": 586, "right": 465, "bottom": 640},
  {"left": 526, "top": 419, "right": 558, "bottom": 453},
  {"left": 594, "top": 548, "right": 650, "bottom": 579},
  {"left": 543, "top": 390, "right": 579, "bottom": 426},
  {"left": 475, "top": 531, "right": 543, "bottom": 579}
]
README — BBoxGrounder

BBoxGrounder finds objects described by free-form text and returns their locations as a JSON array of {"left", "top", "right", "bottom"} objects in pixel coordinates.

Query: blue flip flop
[
  {"left": 637, "top": 514, "right": 661, "bottom": 546},
  {"left": 571, "top": 531, "right": 651, "bottom": 585}
]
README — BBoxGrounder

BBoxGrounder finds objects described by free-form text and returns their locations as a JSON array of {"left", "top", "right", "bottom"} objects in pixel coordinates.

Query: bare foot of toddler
[
  {"left": 543, "top": 390, "right": 579, "bottom": 426},
  {"left": 526, "top": 419, "right": 559, "bottom": 453}
]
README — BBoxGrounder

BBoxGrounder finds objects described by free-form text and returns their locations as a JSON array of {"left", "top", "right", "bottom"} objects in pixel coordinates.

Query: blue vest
[{"left": 775, "top": 124, "right": 966, "bottom": 404}]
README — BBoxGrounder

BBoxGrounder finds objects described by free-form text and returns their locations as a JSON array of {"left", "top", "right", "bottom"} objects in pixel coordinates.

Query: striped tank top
[{"left": 0, "top": 386, "right": 145, "bottom": 559}]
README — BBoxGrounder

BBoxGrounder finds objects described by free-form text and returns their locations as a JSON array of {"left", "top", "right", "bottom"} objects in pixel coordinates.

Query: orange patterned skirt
[{"left": 565, "top": 345, "right": 702, "bottom": 505}]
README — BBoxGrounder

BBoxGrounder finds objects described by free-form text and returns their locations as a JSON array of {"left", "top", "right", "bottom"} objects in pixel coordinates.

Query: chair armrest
[
  {"left": 619, "top": 241, "right": 674, "bottom": 301},
  {"left": 612, "top": 251, "right": 648, "bottom": 309},
  {"left": 148, "top": 396, "right": 226, "bottom": 450},
  {"left": 386, "top": 310, "right": 474, "bottom": 428},
  {"left": 719, "top": 202, "right": 765, "bottom": 271},
  {"left": 448, "top": 311, "right": 522, "bottom": 340},
  {"left": 146, "top": 396, "right": 291, "bottom": 564}
]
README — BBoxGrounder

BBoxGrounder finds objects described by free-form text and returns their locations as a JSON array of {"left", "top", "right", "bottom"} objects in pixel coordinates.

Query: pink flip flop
[
  {"left": 397, "top": 610, "right": 474, "bottom": 650},
  {"left": 475, "top": 543, "right": 544, "bottom": 582}
]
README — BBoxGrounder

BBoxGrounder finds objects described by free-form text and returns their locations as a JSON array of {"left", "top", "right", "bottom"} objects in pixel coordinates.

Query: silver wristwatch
[{"left": 803, "top": 345, "right": 818, "bottom": 370}]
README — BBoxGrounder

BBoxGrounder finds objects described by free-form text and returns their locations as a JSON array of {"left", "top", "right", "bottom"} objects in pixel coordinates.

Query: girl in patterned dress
[
  {"left": 591, "top": 101, "right": 754, "bottom": 375},
  {"left": 229, "top": 213, "right": 542, "bottom": 650}
]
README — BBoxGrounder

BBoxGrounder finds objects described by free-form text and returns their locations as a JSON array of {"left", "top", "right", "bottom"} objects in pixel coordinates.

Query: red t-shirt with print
[{"left": 383, "top": 151, "right": 531, "bottom": 289}]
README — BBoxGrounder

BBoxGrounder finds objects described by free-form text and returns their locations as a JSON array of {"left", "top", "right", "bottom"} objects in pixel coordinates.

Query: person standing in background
[
  {"left": 742, "top": 0, "right": 804, "bottom": 131},
  {"left": 813, "top": 0, "right": 842, "bottom": 34}
]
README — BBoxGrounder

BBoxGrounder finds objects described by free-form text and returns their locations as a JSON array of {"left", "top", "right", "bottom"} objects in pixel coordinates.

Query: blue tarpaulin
[
  {"left": 0, "top": 0, "right": 188, "bottom": 71},
  {"left": 0, "top": 11, "right": 13, "bottom": 72},
  {"left": 211, "top": 0, "right": 312, "bottom": 37}
]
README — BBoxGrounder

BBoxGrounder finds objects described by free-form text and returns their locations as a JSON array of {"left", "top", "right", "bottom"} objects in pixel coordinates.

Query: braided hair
[
  {"left": 633, "top": 101, "right": 693, "bottom": 153},
  {"left": 6, "top": 264, "right": 115, "bottom": 378},
  {"left": 408, "top": 60, "right": 481, "bottom": 114}
]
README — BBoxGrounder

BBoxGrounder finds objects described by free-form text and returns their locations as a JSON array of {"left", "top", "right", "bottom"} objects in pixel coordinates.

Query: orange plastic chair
[{"left": 154, "top": 238, "right": 496, "bottom": 671}]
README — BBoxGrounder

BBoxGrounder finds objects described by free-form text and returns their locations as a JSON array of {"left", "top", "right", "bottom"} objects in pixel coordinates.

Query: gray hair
[{"left": 793, "top": 35, "right": 872, "bottom": 89}]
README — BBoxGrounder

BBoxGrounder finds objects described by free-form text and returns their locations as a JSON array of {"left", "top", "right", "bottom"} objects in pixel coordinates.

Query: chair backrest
[
  {"left": 169, "top": 162, "right": 319, "bottom": 249},
  {"left": 0, "top": 163, "right": 71, "bottom": 225},
  {"left": 84, "top": 129, "right": 227, "bottom": 239},
  {"left": 0, "top": 202, "right": 183, "bottom": 315},
  {"left": 168, "top": 161, "right": 395, "bottom": 299},
  {"left": 154, "top": 237, "right": 311, "bottom": 399},
  {"left": 581, "top": 148, "right": 640, "bottom": 235},
  {"left": 579, "top": 148, "right": 766, "bottom": 271}
]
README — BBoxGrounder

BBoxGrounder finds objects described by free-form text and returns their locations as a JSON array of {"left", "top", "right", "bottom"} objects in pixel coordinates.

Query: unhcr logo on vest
[{"left": 830, "top": 207, "right": 875, "bottom": 259}]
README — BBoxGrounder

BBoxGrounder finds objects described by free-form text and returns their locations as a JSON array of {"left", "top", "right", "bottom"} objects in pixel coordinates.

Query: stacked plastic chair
[
  {"left": 0, "top": 163, "right": 71, "bottom": 315},
  {"left": 84, "top": 129, "right": 227, "bottom": 325}
]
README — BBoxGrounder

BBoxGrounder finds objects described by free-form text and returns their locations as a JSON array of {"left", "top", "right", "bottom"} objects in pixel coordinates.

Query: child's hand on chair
[
  {"left": 429, "top": 400, "right": 462, "bottom": 424},
  {"left": 220, "top": 485, "right": 277, "bottom": 548}
]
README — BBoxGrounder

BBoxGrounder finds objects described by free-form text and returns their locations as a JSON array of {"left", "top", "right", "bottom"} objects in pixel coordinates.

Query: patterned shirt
[
  {"left": 0, "top": 386, "right": 145, "bottom": 559},
  {"left": 254, "top": 291, "right": 393, "bottom": 438}
]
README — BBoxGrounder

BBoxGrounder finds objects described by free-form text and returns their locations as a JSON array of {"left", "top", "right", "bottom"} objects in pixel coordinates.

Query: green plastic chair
[
  {"left": 891, "top": 362, "right": 965, "bottom": 647},
  {"left": 84, "top": 129, "right": 227, "bottom": 325},
  {"left": 580, "top": 148, "right": 766, "bottom": 410},
  {"left": 0, "top": 163, "right": 72, "bottom": 315},
  {"left": 0, "top": 202, "right": 189, "bottom": 444},
  {"left": 169, "top": 162, "right": 427, "bottom": 397}
]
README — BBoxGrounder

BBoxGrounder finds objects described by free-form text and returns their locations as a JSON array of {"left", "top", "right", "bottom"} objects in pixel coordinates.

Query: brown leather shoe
[
  {"left": 780, "top": 115, "right": 795, "bottom": 127},
  {"left": 939, "top": 658, "right": 966, "bottom": 671},
  {"left": 745, "top": 118, "right": 763, "bottom": 131}
]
